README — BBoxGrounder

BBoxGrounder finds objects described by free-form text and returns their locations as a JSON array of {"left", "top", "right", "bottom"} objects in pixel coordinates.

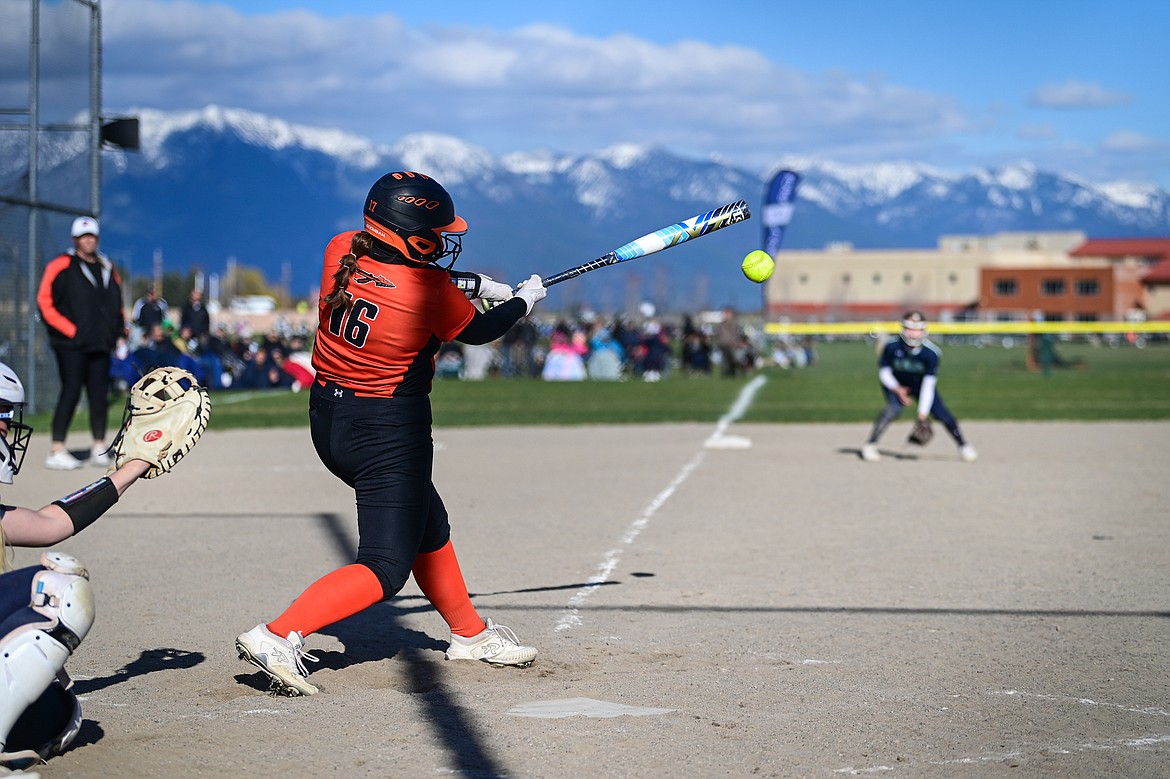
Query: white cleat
[
  {"left": 44, "top": 449, "right": 83, "bottom": 470},
  {"left": 236, "top": 624, "right": 319, "bottom": 696},
  {"left": 88, "top": 445, "right": 112, "bottom": 468},
  {"left": 445, "top": 618, "right": 537, "bottom": 667},
  {"left": 860, "top": 443, "right": 880, "bottom": 462},
  {"left": 959, "top": 444, "right": 979, "bottom": 462}
]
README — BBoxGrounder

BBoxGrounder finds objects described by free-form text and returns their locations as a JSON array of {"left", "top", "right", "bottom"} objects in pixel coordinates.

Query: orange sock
[
  {"left": 412, "top": 540, "right": 485, "bottom": 637},
  {"left": 267, "top": 564, "right": 383, "bottom": 639}
]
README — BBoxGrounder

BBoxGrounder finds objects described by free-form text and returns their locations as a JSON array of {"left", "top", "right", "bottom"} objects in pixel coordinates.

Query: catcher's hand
[
  {"left": 112, "top": 367, "right": 211, "bottom": 478},
  {"left": 907, "top": 417, "right": 934, "bottom": 446}
]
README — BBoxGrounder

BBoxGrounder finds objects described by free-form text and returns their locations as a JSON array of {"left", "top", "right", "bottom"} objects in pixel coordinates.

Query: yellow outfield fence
[{"left": 763, "top": 320, "right": 1170, "bottom": 336}]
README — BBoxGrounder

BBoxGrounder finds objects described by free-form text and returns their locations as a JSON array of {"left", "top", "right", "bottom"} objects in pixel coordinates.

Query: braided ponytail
[{"left": 324, "top": 231, "right": 375, "bottom": 311}]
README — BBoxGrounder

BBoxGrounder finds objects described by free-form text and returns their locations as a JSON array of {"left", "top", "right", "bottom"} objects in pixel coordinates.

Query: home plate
[
  {"left": 703, "top": 435, "right": 752, "bottom": 450},
  {"left": 507, "top": 697, "right": 676, "bottom": 719}
]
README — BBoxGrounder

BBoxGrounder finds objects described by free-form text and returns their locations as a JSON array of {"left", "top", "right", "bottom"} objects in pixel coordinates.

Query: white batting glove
[
  {"left": 513, "top": 274, "right": 547, "bottom": 314},
  {"left": 476, "top": 274, "right": 513, "bottom": 302}
]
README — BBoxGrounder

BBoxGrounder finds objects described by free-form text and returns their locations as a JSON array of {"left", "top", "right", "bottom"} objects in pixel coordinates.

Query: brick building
[{"left": 763, "top": 232, "right": 1170, "bottom": 322}]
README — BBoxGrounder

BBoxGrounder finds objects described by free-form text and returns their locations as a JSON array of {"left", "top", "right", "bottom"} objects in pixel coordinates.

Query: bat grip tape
[{"left": 53, "top": 476, "right": 119, "bottom": 535}]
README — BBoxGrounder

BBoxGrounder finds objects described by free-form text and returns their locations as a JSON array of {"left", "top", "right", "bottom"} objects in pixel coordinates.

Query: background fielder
[{"left": 860, "top": 311, "right": 977, "bottom": 463}]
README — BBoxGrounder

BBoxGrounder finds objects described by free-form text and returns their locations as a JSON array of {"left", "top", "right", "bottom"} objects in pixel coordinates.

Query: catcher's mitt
[
  {"left": 111, "top": 367, "right": 211, "bottom": 478},
  {"left": 907, "top": 417, "right": 934, "bottom": 446}
]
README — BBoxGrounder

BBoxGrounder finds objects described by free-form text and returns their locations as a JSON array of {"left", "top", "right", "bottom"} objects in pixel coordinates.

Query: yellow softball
[{"left": 741, "top": 250, "right": 775, "bottom": 283}]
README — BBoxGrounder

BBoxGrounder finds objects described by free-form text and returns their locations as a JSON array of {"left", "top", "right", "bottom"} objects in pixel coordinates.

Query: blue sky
[{"left": 81, "top": 1, "right": 1170, "bottom": 186}]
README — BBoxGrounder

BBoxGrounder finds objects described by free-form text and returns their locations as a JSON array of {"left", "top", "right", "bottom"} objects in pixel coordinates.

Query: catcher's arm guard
[
  {"left": 907, "top": 417, "right": 934, "bottom": 446},
  {"left": 111, "top": 367, "right": 211, "bottom": 478}
]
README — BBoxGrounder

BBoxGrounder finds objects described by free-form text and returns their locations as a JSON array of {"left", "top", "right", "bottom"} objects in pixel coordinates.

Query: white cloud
[
  {"left": 1101, "top": 130, "right": 1162, "bottom": 153},
  {"left": 6, "top": 0, "right": 1157, "bottom": 186},
  {"left": 95, "top": 1, "right": 969, "bottom": 174},
  {"left": 1028, "top": 80, "right": 1132, "bottom": 109}
]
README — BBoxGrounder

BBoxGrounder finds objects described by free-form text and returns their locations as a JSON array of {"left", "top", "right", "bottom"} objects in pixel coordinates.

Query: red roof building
[
  {"left": 1145, "top": 259, "right": 1170, "bottom": 285},
  {"left": 1069, "top": 238, "right": 1170, "bottom": 265},
  {"left": 762, "top": 232, "right": 1170, "bottom": 322},
  {"left": 1069, "top": 238, "right": 1170, "bottom": 318}
]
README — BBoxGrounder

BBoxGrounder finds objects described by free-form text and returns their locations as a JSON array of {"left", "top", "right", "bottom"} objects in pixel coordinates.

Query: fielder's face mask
[
  {"left": 0, "top": 404, "right": 33, "bottom": 484},
  {"left": 901, "top": 315, "right": 927, "bottom": 349}
]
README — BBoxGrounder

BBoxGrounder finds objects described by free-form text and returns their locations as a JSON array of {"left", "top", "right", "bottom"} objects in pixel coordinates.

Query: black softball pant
[
  {"left": 51, "top": 349, "right": 111, "bottom": 442},
  {"left": 308, "top": 382, "right": 452, "bottom": 598}
]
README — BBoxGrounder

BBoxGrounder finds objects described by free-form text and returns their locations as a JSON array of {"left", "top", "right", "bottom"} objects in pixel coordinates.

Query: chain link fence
[{"left": 1, "top": 0, "right": 98, "bottom": 414}]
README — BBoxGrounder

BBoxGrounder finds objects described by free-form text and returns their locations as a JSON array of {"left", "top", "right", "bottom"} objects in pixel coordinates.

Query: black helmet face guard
[
  {"left": 0, "top": 403, "right": 32, "bottom": 483},
  {"left": 433, "top": 232, "right": 464, "bottom": 268}
]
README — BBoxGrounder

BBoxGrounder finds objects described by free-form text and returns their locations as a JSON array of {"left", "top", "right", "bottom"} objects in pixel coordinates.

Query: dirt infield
[{"left": 9, "top": 420, "right": 1169, "bottom": 778}]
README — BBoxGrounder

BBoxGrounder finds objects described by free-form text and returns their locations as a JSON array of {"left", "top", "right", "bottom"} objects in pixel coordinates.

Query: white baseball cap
[{"left": 71, "top": 216, "right": 99, "bottom": 238}]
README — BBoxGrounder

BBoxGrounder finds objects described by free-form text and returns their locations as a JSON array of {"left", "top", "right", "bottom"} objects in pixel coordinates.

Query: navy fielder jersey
[{"left": 878, "top": 337, "right": 941, "bottom": 394}]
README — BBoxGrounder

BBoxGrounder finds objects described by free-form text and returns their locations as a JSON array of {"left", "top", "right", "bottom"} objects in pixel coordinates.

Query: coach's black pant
[
  {"left": 51, "top": 349, "right": 111, "bottom": 443},
  {"left": 309, "top": 382, "right": 451, "bottom": 598}
]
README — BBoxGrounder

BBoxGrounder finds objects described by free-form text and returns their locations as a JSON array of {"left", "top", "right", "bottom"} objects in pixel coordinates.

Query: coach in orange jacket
[{"left": 35, "top": 217, "right": 126, "bottom": 470}]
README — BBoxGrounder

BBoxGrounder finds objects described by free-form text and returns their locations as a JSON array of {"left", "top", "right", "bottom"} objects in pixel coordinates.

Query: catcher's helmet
[
  {"left": 901, "top": 311, "right": 927, "bottom": 348},
  {"left": 0, "top": 360, "right": 33, "bottom": 484},
  {"left": 363, "top": 171, "right": 467, "bottom": 265}
]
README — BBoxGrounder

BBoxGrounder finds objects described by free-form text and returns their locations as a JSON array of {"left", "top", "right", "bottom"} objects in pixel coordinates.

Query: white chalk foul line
[
  {"left": 992, "top": 689, "right": 1170, "bottom": 718},
  {"left": 555, "top": 374, "right": 767, "bottom": 633},
  {"left": 554, "top": 453, "right": 703, "bottom": 632},
  {"left": 837, "top": 691, "right": 1170, "bottom": 774},
  {"left": 705, "top": 374, "right": 767, "bottom": 446}
]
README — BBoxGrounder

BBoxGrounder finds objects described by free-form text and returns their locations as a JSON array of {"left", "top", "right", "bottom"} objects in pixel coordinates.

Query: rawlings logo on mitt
[
  {"left": 907, "top": 417, "right": 934, "bottom": 446},
  {"left": 111, "top": 367, "right": 211, "bottom": 478}
]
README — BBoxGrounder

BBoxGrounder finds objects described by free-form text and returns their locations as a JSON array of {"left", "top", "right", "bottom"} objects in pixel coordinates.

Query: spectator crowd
[
  {"left": 113, "top": 289, "right": 316, "bottom": 393},
  {"left": 425, "top": 307, "right": 814, "bottom": 383},
  {"left": 110, "top": 295, "right": 819, "bottom": 394}
]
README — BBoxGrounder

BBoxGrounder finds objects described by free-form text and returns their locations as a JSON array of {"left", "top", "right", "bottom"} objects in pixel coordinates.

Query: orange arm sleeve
[{"left": 37, "top": 256, "right": 77, "bottom": 338}]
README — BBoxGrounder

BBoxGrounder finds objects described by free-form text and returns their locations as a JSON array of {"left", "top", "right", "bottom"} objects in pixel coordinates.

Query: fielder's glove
[
  {"left": 907, "top": 417, "right": 934, "bottom": 446},
  {"left": 111, "top": 367, "right": 211, "bottom": 478}
]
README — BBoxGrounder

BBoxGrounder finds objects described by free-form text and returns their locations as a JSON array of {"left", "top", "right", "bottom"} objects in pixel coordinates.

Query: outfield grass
[
  {"left": 748, "top": 338, "right": 1170, "bottom": 422},
  {"left": 31, "top": 340, "right": 1170, "bottom": 433}
]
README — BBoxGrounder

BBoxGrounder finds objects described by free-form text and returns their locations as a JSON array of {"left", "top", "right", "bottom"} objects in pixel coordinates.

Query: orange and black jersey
[
  {"left": 36, "top": 251, "right": 125, "bottom": 353},
  {"left": 312, "top": 231, "right": 525, "bottom": 398}
]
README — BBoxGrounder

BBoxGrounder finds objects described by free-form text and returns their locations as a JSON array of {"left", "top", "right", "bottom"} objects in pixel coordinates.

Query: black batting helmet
[{"left": 363, "top": 171, "right": 468, "bottom": 264}]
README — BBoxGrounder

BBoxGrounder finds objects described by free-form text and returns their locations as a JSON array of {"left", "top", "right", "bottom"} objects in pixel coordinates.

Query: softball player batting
[
  {"left": 860, "top": 311, "right": 978, "bottom": 463},
  {"left": 236, "top": 171, "right": 547, "bottom": 696}
]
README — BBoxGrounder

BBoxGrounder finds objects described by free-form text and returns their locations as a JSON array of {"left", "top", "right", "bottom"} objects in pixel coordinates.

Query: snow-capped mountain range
[{"left": 10, "top": 106, "right": 1170, "bottom": 311}]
